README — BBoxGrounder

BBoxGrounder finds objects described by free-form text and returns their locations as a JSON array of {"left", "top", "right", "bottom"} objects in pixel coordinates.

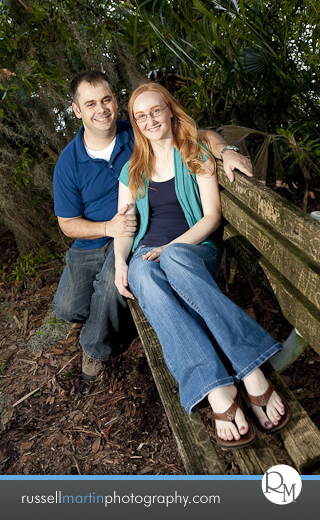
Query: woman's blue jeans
[
  {"left": 128, "top": 243, "right": 282, "bottom": 414},
  {"left": 53, "top": 240, "right": 127, "bottom": 360}
]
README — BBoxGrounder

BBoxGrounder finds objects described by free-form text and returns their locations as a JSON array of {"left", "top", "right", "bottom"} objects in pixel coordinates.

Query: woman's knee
[
  {"left": 161, "top": 243, "right": 183, "bottom": 261},
  {"left": 161, "top": 243, "right": 219, "bottom": 280},
  {"left": 160, "top": 243, "right": 193, "bottom": 271}
]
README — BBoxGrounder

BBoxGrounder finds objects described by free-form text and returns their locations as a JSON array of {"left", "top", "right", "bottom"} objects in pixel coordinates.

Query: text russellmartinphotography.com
[{"left": 21, "top": 491, "right": 221, "bottom": 508}]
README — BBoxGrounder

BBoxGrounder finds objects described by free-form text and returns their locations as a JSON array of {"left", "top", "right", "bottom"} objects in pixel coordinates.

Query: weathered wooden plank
[
  {"left": 264, "top": 365, "right": 320, "bottom": 474},
  {"left": 217, "top": 162, "right": 320, "bottom": 264},
  {"left": 223, "top": 224, "right": 278, "bottom": 300},
  {"left": 232, "top": 402, "right": 279, "bottom": 475},
  {"left": 223, "top": 224, "right": 320, "bottom": 353},
  {"left": 269, "top": 328, "right": 309, "bottom": 373},
  {"left": 128, "top": 299, "right": 225, "bottom": 475},
  {"left": 128, "top": 300, "right": 285, "bottom": 475},
  {"left": 221, "top": 190, "right": 320, "bottom": 312},
  {"left": 261, "top": 264, "right": 320, "bottom": 355}
]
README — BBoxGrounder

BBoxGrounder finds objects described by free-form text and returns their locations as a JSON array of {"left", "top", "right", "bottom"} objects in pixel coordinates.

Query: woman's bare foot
[
  {"left": 208, "top": 385, "right": 249, "bottom": 441},
  {"left": 243, "top": 369, "right": 285, "bottom": 430}
]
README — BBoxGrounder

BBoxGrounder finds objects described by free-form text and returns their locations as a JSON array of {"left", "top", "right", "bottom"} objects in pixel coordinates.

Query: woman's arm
[
  {"left": 114, "top": 182, "right": 137, "bottom": 299},
  {"left": 142, "top": 160, "right": 222, "bottom": 262}
]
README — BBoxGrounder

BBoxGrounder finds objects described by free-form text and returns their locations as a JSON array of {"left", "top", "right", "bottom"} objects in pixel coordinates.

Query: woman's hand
[
  {"left": 142, "top": 245, "right": 167, "bottom": 262},
  {"left": 115, "top": 263, "right": 134, "bottom": 299}
]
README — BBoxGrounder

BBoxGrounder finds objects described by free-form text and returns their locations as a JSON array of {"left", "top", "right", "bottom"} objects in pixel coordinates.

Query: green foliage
[
  {"left": 0, "top": 0, "right": 318, "bottom": 250},
  {"left": 7, "top": 245, "right": 64, "bottom": 282},
  {"left": 0, "top": 360, "right": 7, "bottom": 372},
  {"left": 63, "top": 368, "right": 77, "bottom": 377},
  {"left": 126, "top": 0, "right": 320, "bottom": 136},
  {"left": 110, "top": 0, "right": 320, "bottom": 191},
  {"left": 12, "top": 147, "right": 32, "bottom": 190},
  {"left": 46, "top": 317, "right": 57, "bottom": 324},
  {"left": 0, "top": 0, "right": 137, "bottom": 254}
]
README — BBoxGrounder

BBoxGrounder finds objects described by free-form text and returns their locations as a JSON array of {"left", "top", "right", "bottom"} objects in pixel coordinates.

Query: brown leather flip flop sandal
[
  {"left": 212, "top": 394, "right": 255, "bottom": 450},
  {"left": 247, "top": 382, "right": 291, "bottom": 434}
]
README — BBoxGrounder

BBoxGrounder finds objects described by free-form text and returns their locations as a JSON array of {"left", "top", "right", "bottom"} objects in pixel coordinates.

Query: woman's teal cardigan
[{"left": 118, "top": 147, "right": 217, "bottom": 253}]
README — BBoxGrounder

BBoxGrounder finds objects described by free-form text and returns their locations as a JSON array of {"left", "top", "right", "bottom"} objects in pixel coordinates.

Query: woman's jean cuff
[
  {"left": 234, "top": 341, "right": 282, "bottom": 382},
  {"left": 186, "top": 376, "right": 234, "bottom": 415},
  {"left": 185, "top": 341, "right": 282, "bottom": 415}
]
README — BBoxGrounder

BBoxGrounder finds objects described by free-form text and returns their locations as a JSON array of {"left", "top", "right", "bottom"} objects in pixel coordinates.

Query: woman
[{"left": 114, "top": 83, "right": 290, "bottom": 449}]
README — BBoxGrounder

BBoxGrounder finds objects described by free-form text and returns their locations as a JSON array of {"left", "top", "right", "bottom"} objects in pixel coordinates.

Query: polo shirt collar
[
  {"left": 75, "top": 122, "right": 130, "bottom": 162},
  {"left": 75, "top": 125, "right": 89, "bottom": 162},
  {"left": 114, "top": 121, "right": 131, "bottom": 148}
]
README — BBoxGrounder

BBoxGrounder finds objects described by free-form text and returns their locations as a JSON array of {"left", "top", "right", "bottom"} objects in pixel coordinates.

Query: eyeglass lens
[{"left": 135, "top": 106, "right": 167, "bottom": 123}]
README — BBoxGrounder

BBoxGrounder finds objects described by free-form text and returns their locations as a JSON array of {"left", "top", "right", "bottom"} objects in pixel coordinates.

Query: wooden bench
[{"left": 128, "top": 161, "right": 320, "bottom": 475}]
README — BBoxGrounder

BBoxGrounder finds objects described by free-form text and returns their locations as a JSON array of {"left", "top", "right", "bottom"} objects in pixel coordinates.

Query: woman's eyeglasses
[{"left": 134, "top": 105, "right": 168, "bottom": 124}]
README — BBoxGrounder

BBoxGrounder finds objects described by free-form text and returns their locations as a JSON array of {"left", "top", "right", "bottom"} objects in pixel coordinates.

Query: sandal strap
[
  {"left": 247, "top": 382, "right": 274, "bottom": 407},
  {"left": 212, "top": 400, "right": 238, "bottom": 422}
]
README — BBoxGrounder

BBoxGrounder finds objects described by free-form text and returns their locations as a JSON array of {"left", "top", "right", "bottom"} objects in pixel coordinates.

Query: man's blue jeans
[
  {"left": 53, "top": 240, "right": 127, "bottom": 360},
  {"left": 128, "top": 243, "right": 282, "bottom": 414}
]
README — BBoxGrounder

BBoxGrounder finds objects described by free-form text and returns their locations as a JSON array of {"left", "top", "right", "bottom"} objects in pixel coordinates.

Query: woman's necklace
[{"left": 153, "top": 146, "right": 174, "bottom": 180}]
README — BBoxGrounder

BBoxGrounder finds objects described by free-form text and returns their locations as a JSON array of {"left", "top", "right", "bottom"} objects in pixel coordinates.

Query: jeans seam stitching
[{"left": 166, "top": 279, "right": 201, "bottom": 314}]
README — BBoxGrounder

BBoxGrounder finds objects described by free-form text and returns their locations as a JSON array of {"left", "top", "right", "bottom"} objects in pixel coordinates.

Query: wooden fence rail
[{"left": 218, "top": 162, "right": 320, "bottom": 354}]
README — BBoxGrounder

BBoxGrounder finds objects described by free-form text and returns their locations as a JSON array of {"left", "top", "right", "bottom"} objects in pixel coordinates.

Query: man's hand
[
  {"left": 202, "top": 129, "right": 253, "bottom": 183},
  {"left": 142, "top": 245, "right": 167, "bottom": 263},
  {"left": 106, "top": 204, "right": 137, "bottom": 238},
  {"left": 115, "top": 263, "right": 134, "bottom": 299},
  {"left": 222, "top": 150, "right": 253, "bottom": 183}
]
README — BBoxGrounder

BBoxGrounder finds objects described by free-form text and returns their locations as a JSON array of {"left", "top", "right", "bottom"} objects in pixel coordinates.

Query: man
[{"left": 53, "top": 70, "right": 252, "bottom": 382}]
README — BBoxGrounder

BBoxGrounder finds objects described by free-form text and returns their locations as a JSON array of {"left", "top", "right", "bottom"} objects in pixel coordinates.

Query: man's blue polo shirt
[{"left": 53, "top": 121, "right": 134, "bottom": 249}]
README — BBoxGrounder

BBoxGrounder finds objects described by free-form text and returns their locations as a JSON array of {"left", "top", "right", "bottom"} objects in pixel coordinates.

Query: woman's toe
[
  {"left": 221, "top": 430, "right": 228, "bottom": 441},
  {"left": 217, "top": 422, "right": 243, "bottom": 441},
  {"left": 236, "top": 409, "right": 249, "bottom": 436},
  {"left": 239, "top": 424, "right": 248, "bottom": 435},
  {"left": 249, "top": 388, "right": 286, "bottom": 428},
  {"left": 269, "top": 408, "right": 280, "bottom": 425},
  {"left": 230, "top": 422, "right": 242, "bottom": 440},
  {"left": 228, "top": 428, "right": 236, "bottom": 441},
  {"left": 224, "top": 429, "right": 230, "bottom": 441},
  {"left": 274, "top": 393, "right": 284, "bottom": 407},
  {"left": 218, "top": 427, "right": 227, "bottom": 441},
  {"left": 270, "top": 409, "right": 280, "bottom": 422}
]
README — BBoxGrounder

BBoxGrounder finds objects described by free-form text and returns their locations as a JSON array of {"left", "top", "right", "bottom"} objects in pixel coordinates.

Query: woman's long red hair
[{"left": 127, "top": 83, "right": 215, "bottom": 199}]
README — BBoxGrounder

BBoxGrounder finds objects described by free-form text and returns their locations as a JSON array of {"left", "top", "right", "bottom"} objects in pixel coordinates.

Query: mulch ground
[{"left": 0, "top": 228, "right": 320, "bottom": 476}]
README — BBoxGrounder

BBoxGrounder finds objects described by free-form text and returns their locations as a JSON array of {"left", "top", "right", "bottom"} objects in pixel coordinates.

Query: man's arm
[
  {"left": 202, "top": 129, "right": 253, "bottom": 182},
  {"left": 58, "top": 204, "right": 137, "bottom": 240}
]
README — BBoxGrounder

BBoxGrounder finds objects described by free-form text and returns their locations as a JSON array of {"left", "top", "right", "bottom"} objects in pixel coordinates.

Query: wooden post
[{"left": 269, "top": 328, "right": 309, "bottom": 372}]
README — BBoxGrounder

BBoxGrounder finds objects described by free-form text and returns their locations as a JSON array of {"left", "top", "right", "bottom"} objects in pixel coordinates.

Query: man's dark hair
[{"left": 70, "top": 71, "right": 113, "bottom": 105}]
